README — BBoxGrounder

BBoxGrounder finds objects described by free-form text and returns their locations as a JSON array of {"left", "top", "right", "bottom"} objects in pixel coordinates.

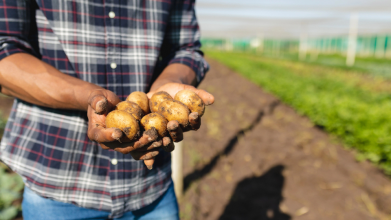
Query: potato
[
  {"left": 158, "top": 100, "right": 190, "bottom": 127},
  {"left": 126, "top": 91, "right": 150, "bottom": 115},
  {"left": 115, "top": 101, "right": 143, "bottom": 121},
  {"left": 174, "top": 90, "right": 205, "bottom": 117},
  {"left": 141, "top": 113, "right": 168, "bottom": 137},
  {"left": 106, "top": 110, "right": 140, "bottom": 140},
  {"left": 149, "top": 91, "right": 173, "bottom": 113}
]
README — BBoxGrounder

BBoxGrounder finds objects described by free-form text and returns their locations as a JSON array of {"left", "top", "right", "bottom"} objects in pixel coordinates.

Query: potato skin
[
  {"left": 149, "top": 91, "right": 173, "bottom": 113},
  {"left": 115, "top": 101, "right": 144, "bottom": 121},
  {"left": 106, "top": 110, "right": 140, "bottom": 140},
  {"left": 158, "top": 100, "right": 190, "bottom": 127},
  {"left": 174, "top": 90, "right": 205, "bottom": 117},
  {"left": 126, "top": 91, "right": 150, "bottom": 115},
  {"left": 141, "top": 113, "right": 168, "bottom": 137}
]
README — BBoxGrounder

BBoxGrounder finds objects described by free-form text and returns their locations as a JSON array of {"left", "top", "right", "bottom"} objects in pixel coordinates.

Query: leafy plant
[
  {"left": 208, "top": 51, "right": 391, "bottom": 173},
  {"left": 0, "top": 111, "right": 23, "bottom": 220},
  {"left": 0, "top": 163, "right": 24, "bottom": 220}
]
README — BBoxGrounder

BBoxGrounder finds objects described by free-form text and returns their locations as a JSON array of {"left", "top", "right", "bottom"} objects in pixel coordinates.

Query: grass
[
  {"left": 251, "top": 50, "right": 391, "bottom": 79},
  {"left": 206, "top": 50, "right": 391, "bottom": 173}
]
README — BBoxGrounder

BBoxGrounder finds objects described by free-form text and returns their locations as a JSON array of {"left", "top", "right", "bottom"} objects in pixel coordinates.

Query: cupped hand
[
  {"left": 86, "top": 89, "right": 173, "bottom": 168},
  {"left": 147, "top": 82, "right": 215, "bottom": 142}
]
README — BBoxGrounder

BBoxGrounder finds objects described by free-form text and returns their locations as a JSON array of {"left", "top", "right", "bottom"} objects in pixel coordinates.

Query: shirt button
[
  {"left": 108, "top": 11, "right": 115, "bottom": 18},
  {"left": 110, "top": 62, "right": 117, "bottom": 69},
  {"left": 111, "top": 158, "right": 118, "bottom": 165}
]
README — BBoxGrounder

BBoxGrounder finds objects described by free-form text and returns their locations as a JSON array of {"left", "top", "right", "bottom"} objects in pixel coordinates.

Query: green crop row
[
  {"left": 207, "top": 51, "right": 391, "bottom": 173},
  {"left": 0, "top": 111, "right": 23, "bottom": 220}
]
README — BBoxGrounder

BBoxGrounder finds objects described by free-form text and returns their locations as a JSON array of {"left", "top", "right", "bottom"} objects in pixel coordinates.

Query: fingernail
[
  {"left": 148, "top": 137, "right": 153, "bottom": 142},
  {"left": 153, "top": 142, "right": 162, "bottom": 148},
  {"left": 95, "top": 99, "right": 107, "bottom": 114},
  {"left": 168, "top": 122, "right": 178, "bottom": 130},
  {"left": 111, "top": 129, "right": 122, "bottom": 140},
  {"left": 190, "top": 112, "right": 199, "bottom": 120},
  {"left": 152, "top": 151, "right": 159, "bottom": 157},
  {"left": 147, "top": 165, "right": 153, "bottom": 170}
]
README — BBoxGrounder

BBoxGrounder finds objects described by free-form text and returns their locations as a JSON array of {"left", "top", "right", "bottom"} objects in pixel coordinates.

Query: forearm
[
  {"left": 0, "top": 53, "right": 102, "bottom": 111},
  {"left": 150, "top": 63, "right": 196, "bottom": 92}
]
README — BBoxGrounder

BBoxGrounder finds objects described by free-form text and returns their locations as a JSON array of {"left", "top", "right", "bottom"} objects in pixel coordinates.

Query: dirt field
[
  {"left": 2, "top": 58, "right": 391, "bottom": 220},
  {"left": 179, "top": 58, "right": 391, "bottom": 220}
]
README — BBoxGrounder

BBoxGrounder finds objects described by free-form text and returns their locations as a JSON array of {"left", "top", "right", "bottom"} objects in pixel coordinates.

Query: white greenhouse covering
[{"left": 196, "top": 0, "right": 391, "bottom": 39}]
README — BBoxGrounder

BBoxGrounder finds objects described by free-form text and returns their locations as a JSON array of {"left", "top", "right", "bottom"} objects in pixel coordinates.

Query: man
[{"left": 0, "top": 0, "right": 214, "bottom": 219}]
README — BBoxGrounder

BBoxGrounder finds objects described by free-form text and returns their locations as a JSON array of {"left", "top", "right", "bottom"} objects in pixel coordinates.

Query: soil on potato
[
  {"left": 2, "top": 59, "right": 391, "bottom": 220},
  {"left": 180, "top": 57, "right": 391, "bottom": 220}
]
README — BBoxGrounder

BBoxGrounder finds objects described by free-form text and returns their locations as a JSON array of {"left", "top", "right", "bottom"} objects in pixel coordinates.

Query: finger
[
  {"left": 144, "top": 158, "right": 155, "bottom": 170},
  {"left": 131, "top": 128, "right": 159, "bottom": 150},
  {"left": 146, "top": 92, "right": 153, "bottom": 99},
  {"left": 162, "top": 137, "right": 175, "bottom": 152},
  {"left": 167, "top": 120, "right": 183, "bottom": 142},
  {"left": 130, "top": 150, "right": 160, "bottom": 160},
  {"left": 89, "top": 95, "right": 109, "bottom": 115},
  {"left": 195, "top": 89, "right": 215, "bottom": 106},
  {"left": 183, "top": 112, "right": 200, "bottom": 131},
  {"left": 101, "top": 128, "right": 159, "bottom": 154},
  {"left": 111, "top": 139, "right": 161, "bottom": 154},
  {"left": 142, "top": 139, "right": 163, "bottom": 151},
  {"left": 179, "top": 87, "right": 215, "bottom": 106},
  {"left": 88, "top": 126, "right": 123, "bottom": 143}
]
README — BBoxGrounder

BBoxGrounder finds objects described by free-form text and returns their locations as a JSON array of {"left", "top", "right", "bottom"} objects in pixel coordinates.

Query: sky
[{"left": 195, "top": 0, "right": 391, "bottom": 39}]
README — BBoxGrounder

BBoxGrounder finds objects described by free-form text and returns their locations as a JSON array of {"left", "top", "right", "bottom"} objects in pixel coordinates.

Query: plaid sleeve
[
  {"left": 164, "top": 0, "right": 209, "bottom": 86},
  {"left": 0, "top": 0, "right": 37, "bottom": 61}
]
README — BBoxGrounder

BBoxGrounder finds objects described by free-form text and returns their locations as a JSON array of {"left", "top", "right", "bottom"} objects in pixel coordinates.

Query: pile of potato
[{"left": 105, "top": 90, "right": 205, "bottom": 169}]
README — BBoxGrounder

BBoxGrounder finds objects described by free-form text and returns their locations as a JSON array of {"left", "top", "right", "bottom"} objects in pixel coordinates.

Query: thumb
[
  {"left": 88, "top": 90, "right": 120, "bottom": 115},
  {"left": 89, "top": 94, "right": 109, "bottom": 115}
]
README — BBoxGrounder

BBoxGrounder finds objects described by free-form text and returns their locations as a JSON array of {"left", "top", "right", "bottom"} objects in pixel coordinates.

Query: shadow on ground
[
  {"left": 183, "top": 101, "right": 280, "bottom": 192},
  {"left": 219, "top": 165, "right": 291, "bottom": 220}
]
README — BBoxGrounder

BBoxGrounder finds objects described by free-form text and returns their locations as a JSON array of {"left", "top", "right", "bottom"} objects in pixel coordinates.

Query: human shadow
[
  {"left": 184, "top": 100, "right": 280, "bottom": 191},
  {"left": 219, "top": 165, "right": 291, "bottom": 220}
]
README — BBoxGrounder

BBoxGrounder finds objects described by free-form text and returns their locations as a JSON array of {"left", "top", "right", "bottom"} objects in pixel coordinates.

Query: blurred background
[
  {"left": 198, "top": 0, "right": 391, "bottom": 72},
  {"left": 2, "top": 0, "right": 391, "bottom": 219}
]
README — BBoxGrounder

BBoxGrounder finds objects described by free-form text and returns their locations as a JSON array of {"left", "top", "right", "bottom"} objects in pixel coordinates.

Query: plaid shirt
[{"left": 0, "top": 0, "right": 208, "bottom": 218}]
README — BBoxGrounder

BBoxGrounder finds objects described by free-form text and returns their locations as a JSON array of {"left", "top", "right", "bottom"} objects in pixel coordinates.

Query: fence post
[
  {"left": 171, "top": 141, "right": 183, "bottom": 200},
  {"left": 299, "top": 33, "right": 308, "bottom": 60},
  {"left": 346, "top": 13, "right": 359, "bottom": 66}
]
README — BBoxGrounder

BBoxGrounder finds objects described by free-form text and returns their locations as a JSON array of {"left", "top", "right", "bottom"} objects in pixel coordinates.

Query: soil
[
  {"left": 2, "top": 59, "right": 391, "bottom": 220},
  {"left": 179, "top": 57, "right": 391, "bottom": 220}
]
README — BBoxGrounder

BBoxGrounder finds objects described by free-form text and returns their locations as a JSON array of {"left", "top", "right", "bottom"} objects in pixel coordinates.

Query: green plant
[
  {"left": 0, "top": 110, "right": 23, "bottom": 220},
  {"left": 0, "top": 163, "right": 24, "bottom": 220},
  {"left": 208, "top": 51, "right": 391, "bottom": 173}
]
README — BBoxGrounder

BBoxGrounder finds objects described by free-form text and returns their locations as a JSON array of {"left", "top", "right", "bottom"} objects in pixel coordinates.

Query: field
[
  {"left": 2, "top": 53, "right": 391, "bottom": 219},
  {"left": 206, "top": 51, "right": 391, "bottom": 173},
  {"left": 179, "top": 54, "right": 391, "bottom": 219}
]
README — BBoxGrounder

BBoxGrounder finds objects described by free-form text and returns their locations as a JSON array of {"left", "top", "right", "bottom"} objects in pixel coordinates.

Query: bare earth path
[{"left": 180, "top": 58, "right": 391, "bottom": 220}]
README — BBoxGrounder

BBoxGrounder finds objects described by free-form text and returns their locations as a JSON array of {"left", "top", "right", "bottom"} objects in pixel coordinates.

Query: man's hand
[
  {"left": 147, "top": 82, "right": 215, "bottom": 142},
  {"left": 86, "top": 89, "right": 173, "bottom": 165}
]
